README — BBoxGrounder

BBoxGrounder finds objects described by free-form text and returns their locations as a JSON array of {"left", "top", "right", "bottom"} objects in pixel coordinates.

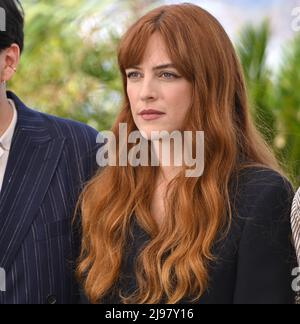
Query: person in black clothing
[{"left": 77, "top": 3, "right": 297, "bottom": 304}]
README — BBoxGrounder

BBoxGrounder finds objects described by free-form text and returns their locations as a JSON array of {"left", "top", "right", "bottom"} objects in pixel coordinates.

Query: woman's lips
[
  {"left": 138, "top": 109, "right": 166, "bottom": 121},
  {"left": 140, "top": 113, "right": 166, "bottom": 121}
]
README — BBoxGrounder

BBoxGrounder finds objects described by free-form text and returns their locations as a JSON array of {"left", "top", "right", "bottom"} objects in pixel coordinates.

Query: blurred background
[{"left": 9, "top": 0, "right": 300, "bottom": 184}]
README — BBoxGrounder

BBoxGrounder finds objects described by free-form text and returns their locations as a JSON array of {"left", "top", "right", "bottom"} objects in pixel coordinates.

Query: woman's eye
[
  {"left": 160, "top": 72, "right": 178, "bottom": 79},
  {"left": 127, "top": 71, "right": 179, "bottom": 80},
  {"left": 127, "top": 72, "right": 140, "bottom": 79}
]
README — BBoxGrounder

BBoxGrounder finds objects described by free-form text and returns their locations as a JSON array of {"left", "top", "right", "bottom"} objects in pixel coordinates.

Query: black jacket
[{"left": 81, "top": 167, "right": 297, "bottom": 304}]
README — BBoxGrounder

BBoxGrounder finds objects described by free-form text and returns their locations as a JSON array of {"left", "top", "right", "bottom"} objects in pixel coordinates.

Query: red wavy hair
[{"left": 77, "top": 3, "right": 282, "bottom": 304}]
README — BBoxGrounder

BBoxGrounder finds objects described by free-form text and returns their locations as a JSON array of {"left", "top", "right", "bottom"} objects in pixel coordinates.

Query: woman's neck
[
  {"left": 0, "top": 90, "right": 13, "bottom": 137},
  {"left": 152, "top": 139, "right": 182, "bottom": 183}
]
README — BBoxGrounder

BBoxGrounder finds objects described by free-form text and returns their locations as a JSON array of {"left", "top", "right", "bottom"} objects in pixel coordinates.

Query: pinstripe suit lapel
[{"left": 0, "top": 93, "right": 66, "bottom": 270}]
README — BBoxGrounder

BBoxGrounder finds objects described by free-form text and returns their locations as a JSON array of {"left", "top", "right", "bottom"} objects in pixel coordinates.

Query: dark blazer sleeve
[
  {"left": 233, "top": 174, "right": 297, "bottom": 304},
  {"left": 66, "top": 123, "right": 101, "bottom": 304}
]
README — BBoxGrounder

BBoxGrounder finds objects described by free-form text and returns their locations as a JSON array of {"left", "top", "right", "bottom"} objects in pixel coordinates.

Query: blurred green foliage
[
  {"left": 10, "top": 0, "right": 161, "bottom": 130},
  {"left": 237, "top": 21, "right": 300, "bottom": 184},
  {"left": 9, "top": 1, "right": 300, "bottom": 184}
]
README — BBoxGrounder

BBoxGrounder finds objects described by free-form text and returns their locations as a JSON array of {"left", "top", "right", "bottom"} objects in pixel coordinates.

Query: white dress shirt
[{"left": 0, "top": 99, "right": 18, "bottom": 193}]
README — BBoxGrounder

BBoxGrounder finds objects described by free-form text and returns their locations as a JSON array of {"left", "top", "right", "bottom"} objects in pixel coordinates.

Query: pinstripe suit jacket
[
  {"left": 292, "top": 188, "right": 300, "bottom": 266},
  {"left": 0, "top": 91, "right": 99, "bottom": 304}
]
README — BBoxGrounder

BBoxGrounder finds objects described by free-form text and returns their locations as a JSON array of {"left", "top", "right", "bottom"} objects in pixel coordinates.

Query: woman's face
[{"left": 125, "top": 33, "right": 192, "bottom": 140}]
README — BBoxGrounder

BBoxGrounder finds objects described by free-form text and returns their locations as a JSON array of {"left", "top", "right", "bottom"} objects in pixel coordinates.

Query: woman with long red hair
[{"left": 77, "top": 3, "right": 297, "bottom": 304}]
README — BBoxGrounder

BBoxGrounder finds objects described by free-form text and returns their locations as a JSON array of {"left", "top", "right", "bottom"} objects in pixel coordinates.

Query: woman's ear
[{"left": 1, "top": 44, "right": 20, "bottom": 82}]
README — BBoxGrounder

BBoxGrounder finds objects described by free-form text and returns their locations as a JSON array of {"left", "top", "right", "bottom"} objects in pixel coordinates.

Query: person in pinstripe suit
[
  {"left": 0, "top": 1, "right": 100, "bottom": 303},
  {"left": 291, "top": 188, "right": 300, "bottom": 303},
  {"left": 291, "top": 189, "right": 300, "bottom": 266}
]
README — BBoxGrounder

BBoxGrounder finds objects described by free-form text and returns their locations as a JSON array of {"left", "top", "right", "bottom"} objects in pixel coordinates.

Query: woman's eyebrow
[{"left": 126, "top": 63, "right": 176, "bottom": 71}]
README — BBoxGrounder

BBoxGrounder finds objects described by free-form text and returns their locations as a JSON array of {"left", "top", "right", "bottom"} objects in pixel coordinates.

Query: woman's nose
[{"left": 140, "top": 77, "right": 158, "bottom": 101}]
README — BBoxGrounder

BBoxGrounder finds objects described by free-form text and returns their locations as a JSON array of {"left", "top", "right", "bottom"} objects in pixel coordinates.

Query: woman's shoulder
[
  {"left": 230, "top": 166, "right": 294, "bottom": 222},
  {"left": 232, "top": 166, "right": 293, "bottom": 199},
  {"left": 235, "top": 166, "right": 292, "bottom": 189}
]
